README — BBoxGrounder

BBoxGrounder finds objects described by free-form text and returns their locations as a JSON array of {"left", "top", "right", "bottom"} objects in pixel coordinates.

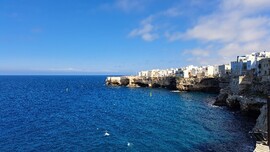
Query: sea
[{"left": 0, "top": 76, "right": 256, "bottom": 151}]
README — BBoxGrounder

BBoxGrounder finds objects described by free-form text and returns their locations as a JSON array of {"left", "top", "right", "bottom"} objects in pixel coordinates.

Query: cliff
[
  {"left": 106, "top": 76, "right": 219, "bottom": 91},
  {"left": 176, "top": 77, "right": 220, "bottom": 93},
  {"left": 213, "top": 75, "right": 269, "bottom": 139},
  {"left": 106, "top": 77, "right": 129, "bottom": 86},
  {"left": 106, "top": 76, "right": 177, "bottom": 89}
]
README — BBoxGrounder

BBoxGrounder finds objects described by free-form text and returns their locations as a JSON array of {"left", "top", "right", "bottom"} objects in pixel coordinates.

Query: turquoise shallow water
[{"left": 0, "top": 76, "right": 255, "bottom": 151}]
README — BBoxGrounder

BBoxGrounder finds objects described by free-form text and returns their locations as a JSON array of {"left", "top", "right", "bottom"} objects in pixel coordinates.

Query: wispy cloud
[
  {"left": 128, "top": 0, "right": 270, "bottom": 65},
  {"left": 128, "top": 18, "right": 158, "bottom": 41},
  {"left": 161, "top": 7, "right": 182, "bottom": 17},
  {"left": 100, "top": 0, "right": 149, "bottom": 12},
  {"left": 162, "top": 0, "right": 270, "bottom": 65},
  {"left": 183, "top": 49, "right": 210, "bottom": 57},
  {"left": 129, "top": 6, "right": 182, "bottom": 41}
]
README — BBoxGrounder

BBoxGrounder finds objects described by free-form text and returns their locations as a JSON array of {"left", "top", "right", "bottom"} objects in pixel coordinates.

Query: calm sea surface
[{"left": 0, "top": 76, "right": 255, "bottom": 151}]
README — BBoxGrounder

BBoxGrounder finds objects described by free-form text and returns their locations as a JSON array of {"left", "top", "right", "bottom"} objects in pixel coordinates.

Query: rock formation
[
  {"left": 176, "top": 77, "right": 220, "bottom": 93},
  {"left": 106, "top": 76, "right": 219, "bottom": 91},
  {"left": 254, "top": 105, "right": 268, "bottom": 133},
  {"left": 213, "top": 75, "right": 269, "bottom": 135},
  {"left": 214, "top": 88, "right": 230, "bottom": 106},
  {"left": 106, "top": 77, "right": 129, "bottom": 86}
]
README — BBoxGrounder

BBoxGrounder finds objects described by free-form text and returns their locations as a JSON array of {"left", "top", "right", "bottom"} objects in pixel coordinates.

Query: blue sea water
[{"left": 0, "top": 76, "right": 256, "bottom": 152}]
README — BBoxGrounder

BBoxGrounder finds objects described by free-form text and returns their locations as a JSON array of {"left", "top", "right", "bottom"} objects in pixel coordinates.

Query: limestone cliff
[
  {"left": 106, "top": 76, "right": 219, "bottom": 91},
  {"left": 176, "top": 77, "right": 220, "bottom": 93},
  {"left": 106, "top": 76, "right": 177, "bottom": 89},
  {"left": 213, "top": 75, "right": 269, "bottom": 137},
  {"left": 254, "top": 105, "right": 268, "bottom": 133},
  {"left": 105, "top": 77, "right": 129, "bottom": 86}
]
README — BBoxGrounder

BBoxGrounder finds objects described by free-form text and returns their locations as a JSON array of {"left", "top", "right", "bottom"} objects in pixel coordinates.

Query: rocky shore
[
  {"left": 213, "top": 75, "right": 269, "bottom": 135},
  {"left": 106, "top": 75, "right": 269, "bottom": 147},
  {"left": 106, "top": 76, "right": 220, "bottom": 92}
]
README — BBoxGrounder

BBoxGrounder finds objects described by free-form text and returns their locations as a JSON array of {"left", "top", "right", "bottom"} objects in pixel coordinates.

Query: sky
[{"left": 1, "top": 0, "right": 270, "bottom": 75}]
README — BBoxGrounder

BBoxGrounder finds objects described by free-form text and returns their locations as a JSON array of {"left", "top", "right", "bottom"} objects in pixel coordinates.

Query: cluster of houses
[{"left": 138, "top": 51, "right": 270, "bottom": 78}]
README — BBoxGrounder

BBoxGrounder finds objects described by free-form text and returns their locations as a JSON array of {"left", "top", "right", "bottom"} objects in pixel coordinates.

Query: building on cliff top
[
  {"left": 137, "top": 51, "right": 270, "bottom": 79},
  {"left": 257, "top": 58, "right": 270, "bottom": 82},
  {"left": 231, "top": 51, "right": 270, "bottom": 76},
  {"left": 218, "top": 64, "right": 231, "bottom": 77},
  {"left": 138, "top": 68, "right": 179, "bottom": 78}
]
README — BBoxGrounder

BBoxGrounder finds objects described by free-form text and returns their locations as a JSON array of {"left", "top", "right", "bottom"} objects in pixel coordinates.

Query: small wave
[
  {"left": 209, "top": 104, "right": 219, "bottom": 108},
  {"left": 104, "top": 131, "right": 110, "bottom": 136},
  {"left": 170, "top": 90, "right": 180, "bottom": 92},
  {"left": 127, "top": 142, "right": 133, "bottom": 147}
]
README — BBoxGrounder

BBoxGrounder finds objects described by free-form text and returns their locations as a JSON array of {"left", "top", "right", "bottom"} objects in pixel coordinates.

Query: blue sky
[{"left": 1, "top": 0, "right": 270, "bottom": 75}]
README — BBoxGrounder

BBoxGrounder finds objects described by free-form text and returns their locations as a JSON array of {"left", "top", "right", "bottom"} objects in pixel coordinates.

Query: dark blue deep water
[{"left": 0, "top": 76, "right": 255, "bottom": 151}]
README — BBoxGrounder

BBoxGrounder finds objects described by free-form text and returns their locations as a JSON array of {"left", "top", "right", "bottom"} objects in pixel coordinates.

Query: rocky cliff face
[
  {"left": 213, "top": 75, "right": 269, "bottom": 136},
  {"left": 254, "top": 105, "right": 268, "bottom": 133},
  {"left": 176, "top": 77, "right": 220, "bottom": 93},
  {"left": 105, "top": 77, "right": 129, "bottom": 86},
  {"left": 106, "top": 76, "right": 219, "bottom": 91},
  {"left": 107, "top": 76, "right": 177, "bottom": 89},
  {"left": 225, "top": 95, "right": 266, "bottom": 117}
]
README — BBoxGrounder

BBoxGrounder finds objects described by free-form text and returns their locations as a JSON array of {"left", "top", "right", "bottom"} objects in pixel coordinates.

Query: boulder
[
  {"left": 226, "top": 95, "right": 242, "bottom": 110},
  {"left": 214, "top": 91, "right": 228, "bottom": 106}
]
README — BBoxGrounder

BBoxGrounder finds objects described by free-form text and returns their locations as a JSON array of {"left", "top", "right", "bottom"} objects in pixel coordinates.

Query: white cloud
[
  {"left": 184, "top": 49, "right": 210, "bottom": 57},
  {"left": 178, "top": 0, "right": 270, "bottom": 63},
  {"left": 129, "top": 6, "right": 182, "bottom": 41},
  {"left": 185, "top": 13, "right": 270, "bottom": 43},
  {"left": 162, "top": 7, "right": 182, "bottom": 17},
  {"left": 128, "top": 0, "right": 270, "bottom": 65},
  {"left": 129, "top": 19, "right": 158, "bottom": 41}
]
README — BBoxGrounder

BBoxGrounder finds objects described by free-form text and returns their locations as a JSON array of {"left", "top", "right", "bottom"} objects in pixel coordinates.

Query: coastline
[{"left": 106, "top": 75, "right": 269, "bottom": 151}]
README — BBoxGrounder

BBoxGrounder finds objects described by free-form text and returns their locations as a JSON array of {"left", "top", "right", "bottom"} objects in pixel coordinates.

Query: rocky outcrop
[
  {"left": 239, "top": 97, "right": 266, "bottom": 117},
  {"left": 225, "top": 95, "right": 266, "bottom": 117},
  {"left": 106, "top": 77, "right": 129, "bottom": 86},
  {"left": 128, "top": 76, "right": 177, "bottom": 89},
  {"left": 214, "top": 88, "right": 230, "bottom": 106},
  {"left": 226, "top": 95, "right": 242, "bottom": 109},
  {"left": 213, "top": 75, "right": 269, "bottom": 145},
  {"left": 176, "top": 77, "right": 220, "bottom": 93},
  {"left": 106, "top": 76, "right": 177, "bottom": 89},
  {"left": 106, "top": 76, "right": 219, "bottom": 91},
  {"left": 149, "top": 77, "right": 177, "bottom": 89},
  {"left": 254, "top": 105, "right": 268, "bottom": 133}
]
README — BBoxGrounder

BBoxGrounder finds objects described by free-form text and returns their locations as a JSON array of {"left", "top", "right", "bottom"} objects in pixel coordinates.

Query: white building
[
  {"left": 138, "top": 71, "right": 152, "bottom": 77},
  {"left": 206, "top": 65, "right": 219, "bottom": 77},
  {"left": 257, "top": 58, "right": 270, "bottom": 76},
  {"left": 231, "top": 61, "right": 245, "bottom": 76},
  {"left": 231, "top": 51, "right": 270, "bottom": 76},
  {"left": 138, "top": 68, "right": 180, "bottom": 78},
  {"left": 218, "top": 64, "right": 231, "bottom": 77}
]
